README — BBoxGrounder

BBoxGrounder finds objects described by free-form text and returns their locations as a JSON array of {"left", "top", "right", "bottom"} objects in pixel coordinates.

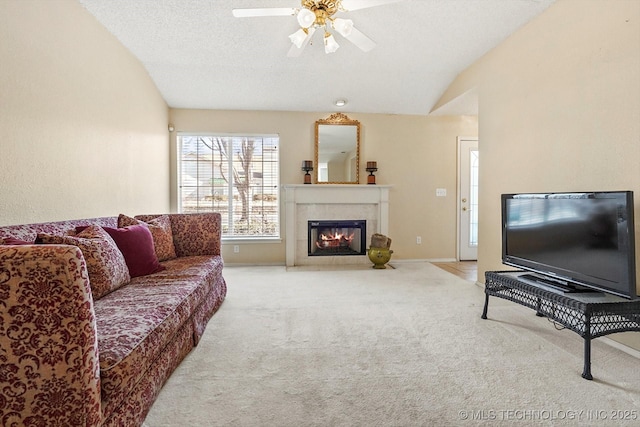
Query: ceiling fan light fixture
[
  {"left": 332, "top": 18, "right": 353, "bottom": 37},
  {"left": 324, "top": 33, "right": 340, "bottom": 53},
  {"left": 297, "top": 8, "right": 316, "bottom": 28},
  {"left": 233, "top": 0, "right": 383, "bottom": 56},
  {"left": 289, "top": 28, "right": 308, "bottom": 48}
]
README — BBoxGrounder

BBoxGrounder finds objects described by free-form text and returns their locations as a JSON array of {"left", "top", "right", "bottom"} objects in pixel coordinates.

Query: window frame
[{"left": 177, "top": 132, "right": 281, "bottom": 242}]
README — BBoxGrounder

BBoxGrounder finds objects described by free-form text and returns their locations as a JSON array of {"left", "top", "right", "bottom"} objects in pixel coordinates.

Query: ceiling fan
[{"left": 232, "top": 0, "right": 405, "bottom": 57}]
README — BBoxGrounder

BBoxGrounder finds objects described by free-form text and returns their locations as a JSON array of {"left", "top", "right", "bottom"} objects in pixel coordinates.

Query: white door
[{"left": 458, "top": 138, "right": 479, "bottom": 260}]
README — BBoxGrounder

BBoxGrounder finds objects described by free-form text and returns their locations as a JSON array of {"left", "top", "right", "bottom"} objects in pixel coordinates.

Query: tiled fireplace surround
[{"left": 283, "top": 185, "right": 391, "bottom": 266}]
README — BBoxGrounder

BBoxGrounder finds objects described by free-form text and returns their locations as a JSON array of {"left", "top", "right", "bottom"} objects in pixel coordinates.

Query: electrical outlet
[
  {"left": 233, "top": 245, "right": 240, "bottom": 253},
  {"left": 416, "top": 236, "right": 422, "bottom": 244},
  {"left": 436, "top": 188, "right": 447, "bottom": 197}
]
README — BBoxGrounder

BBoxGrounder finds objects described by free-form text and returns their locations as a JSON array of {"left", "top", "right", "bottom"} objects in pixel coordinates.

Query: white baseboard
[
  {"left": 600, "top": 337, "right": 640, "bottom": 360},
  {"left": 389, "top": 258, "right": 458, "bottom": 264},
  {"left": 388, "top": 258, "right": 430, "bottom": 264},
  {"left": 226, "top": 258, "right": 460, "bottom": 267},
  {"left": 224, "top": 262, "right": 285, "bottom": 267}
]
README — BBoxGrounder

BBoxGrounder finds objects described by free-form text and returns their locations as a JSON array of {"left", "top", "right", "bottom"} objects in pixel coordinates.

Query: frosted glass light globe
[{"left": 297, "top": 8, "right": 316, "bottom": 28}]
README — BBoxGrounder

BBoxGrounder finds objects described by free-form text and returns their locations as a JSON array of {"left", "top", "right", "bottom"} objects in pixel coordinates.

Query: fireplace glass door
[{"left": 308, "top": 220, "right": 366, "bottom": 256}]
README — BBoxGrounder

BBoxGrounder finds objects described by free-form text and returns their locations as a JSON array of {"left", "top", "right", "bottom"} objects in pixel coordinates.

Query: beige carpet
[{"left": 143, "top": 262, "right": 640, "bottom": 426}]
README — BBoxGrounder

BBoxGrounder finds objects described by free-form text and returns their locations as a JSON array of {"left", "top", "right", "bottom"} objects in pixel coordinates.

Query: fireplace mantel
[{"left": 283, "top": 184, "right": 391, "bottom": 266}]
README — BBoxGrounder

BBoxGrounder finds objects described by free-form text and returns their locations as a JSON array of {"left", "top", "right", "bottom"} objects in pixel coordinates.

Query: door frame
[{"left": 457, "top": 136, "right": 479, "bottom": 261}]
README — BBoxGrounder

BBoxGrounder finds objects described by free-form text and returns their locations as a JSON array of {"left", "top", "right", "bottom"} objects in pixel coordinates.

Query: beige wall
[
  {"left": 169, "top": 109, "right": 478, "bottom": 263},
  {"left": 437, "top": 0, "right": 640, "bottom": 349},
  {"left": 0, "top": 0, "right": 170, "bottom": 225}
]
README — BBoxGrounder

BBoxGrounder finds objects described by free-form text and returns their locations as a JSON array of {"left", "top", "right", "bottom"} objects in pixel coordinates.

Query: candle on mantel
[
  {"left": 302, "top": 160, "right": 313, "bottom": 169},
  {"left": 366, "top": 161, "right": 378, "bottom": 185}
]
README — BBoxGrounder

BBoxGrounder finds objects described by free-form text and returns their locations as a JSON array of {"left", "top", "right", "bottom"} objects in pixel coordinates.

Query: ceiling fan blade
[
  {"left": 341, "top": 0, "right": 405, "bottom": 12},
  {"left": 232, "top": 8, "right": 296, "bottom": 18},
  {"left": 287, "top": 27, "right": 316, "bottom": 57},
  {"left": 345, "top": 26, "right": 376, "bottom": 52}
]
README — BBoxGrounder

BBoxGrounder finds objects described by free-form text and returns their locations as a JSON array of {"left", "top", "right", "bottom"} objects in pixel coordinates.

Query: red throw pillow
[
  {"left": 118, "top": 214, "right": 177, "bottom": 261},
  {"left": 102, "top": 225, "right": 165, "bottom": 278}
]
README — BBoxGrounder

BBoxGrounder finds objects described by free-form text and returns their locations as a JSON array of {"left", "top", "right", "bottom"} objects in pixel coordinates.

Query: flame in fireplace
[{"left": 316, "top": 231, "right": 355, "bottom": 248}]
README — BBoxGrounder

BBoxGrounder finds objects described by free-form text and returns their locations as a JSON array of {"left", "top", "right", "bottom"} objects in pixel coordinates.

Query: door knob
[
  {"left": 462, "top": 207, "right": 468, "bottom": 211},
  {"left": 461, "top": 198, "right": 467, "bottom": 203}
]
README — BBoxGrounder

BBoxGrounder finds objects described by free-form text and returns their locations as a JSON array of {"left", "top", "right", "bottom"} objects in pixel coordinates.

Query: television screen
[{"left": 502, "top": 191, "right": 637, "bottom": 299}]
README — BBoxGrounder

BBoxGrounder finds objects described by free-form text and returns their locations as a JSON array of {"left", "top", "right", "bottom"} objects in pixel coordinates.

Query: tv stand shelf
[{"left": 482, "top": 271, "right": 640, "bottom": 380}]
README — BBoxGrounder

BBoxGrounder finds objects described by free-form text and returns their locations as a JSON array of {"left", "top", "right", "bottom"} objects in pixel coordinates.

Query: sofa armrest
[
  {"left": 0, "top": 245, "right": 102, "bottom": 427},
  {"left": 167, "top": 213, "right": 222, "bottom": 257}
]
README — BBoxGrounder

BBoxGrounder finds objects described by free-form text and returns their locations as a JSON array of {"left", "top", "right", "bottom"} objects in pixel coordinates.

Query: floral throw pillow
[
  {"left": 38, "top": 225, "right": 131, "bottom": 300},
  {"left": 117, "top": 214, "right": 177, "bottom": 261}
]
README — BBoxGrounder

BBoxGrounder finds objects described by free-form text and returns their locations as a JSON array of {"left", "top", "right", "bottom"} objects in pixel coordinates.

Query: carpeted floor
[{"left": 143, "top": 262, "right": 640, "bottom": 426}]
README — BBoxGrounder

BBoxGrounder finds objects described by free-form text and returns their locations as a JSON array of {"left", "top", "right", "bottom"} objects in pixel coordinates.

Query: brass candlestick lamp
[
  {"left": 366, "top": 161, "right": 378, "bottom": 185},
  {"left": 302, "top": 160, "right": 314, "bottom": 184}
]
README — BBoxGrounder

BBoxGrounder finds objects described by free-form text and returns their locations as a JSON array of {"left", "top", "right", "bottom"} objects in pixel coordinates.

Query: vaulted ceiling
[{"left": 78, "top": 0, "right": 555, "bottom": 115}]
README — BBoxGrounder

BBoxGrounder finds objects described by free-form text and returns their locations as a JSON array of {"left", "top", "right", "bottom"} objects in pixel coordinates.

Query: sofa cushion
[
  {"left": 0, "top": 217, "right": 118, "bottom": 244},
  {"left": 94, "top": 255, "right": 221, "bottom": 415},
  {"left": 38, "top": 225, "right": 130, "bottom": 300},
  {"left": 118, "top": 214, "right": 177, "bottom": 261},
  {"left": 1, "top": 237, "right": 33, "bottom": 245}
]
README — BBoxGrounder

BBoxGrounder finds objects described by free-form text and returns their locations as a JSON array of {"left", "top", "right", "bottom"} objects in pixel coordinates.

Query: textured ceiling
[{"left": 78, "top": 0, "right": 555, "bottom": 115}]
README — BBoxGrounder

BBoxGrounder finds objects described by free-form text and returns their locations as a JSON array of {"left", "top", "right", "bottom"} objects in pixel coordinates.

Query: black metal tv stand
[{"left": 482, "top": 271, "right": 640, "bottom": 380}]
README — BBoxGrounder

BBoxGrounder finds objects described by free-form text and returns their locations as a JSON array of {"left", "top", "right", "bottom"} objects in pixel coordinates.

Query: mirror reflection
[{"left": 315, "top": 113, "right": 360, "bottom": 184}]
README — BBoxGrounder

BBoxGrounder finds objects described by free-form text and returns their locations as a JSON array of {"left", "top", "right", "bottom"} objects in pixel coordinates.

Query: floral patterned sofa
[{"left": 0, "top": 213, "right": 227, "bottom": 426}]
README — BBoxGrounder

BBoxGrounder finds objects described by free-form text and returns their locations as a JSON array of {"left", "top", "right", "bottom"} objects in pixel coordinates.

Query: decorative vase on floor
[{"left": 368, "top": 247, "right": 393, "bottom": 269}]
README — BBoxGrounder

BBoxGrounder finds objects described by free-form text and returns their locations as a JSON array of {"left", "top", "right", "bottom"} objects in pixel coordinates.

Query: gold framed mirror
[{"left": 315, "top": 113, "right": 360, "bottom": 184}]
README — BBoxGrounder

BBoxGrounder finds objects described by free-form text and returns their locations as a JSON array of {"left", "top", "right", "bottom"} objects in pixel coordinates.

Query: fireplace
[
  {"left": 308, "top": 220, "right": 366, "bottom": 256},
  {"left": 283, "top": 184, "right": 390, "bottom": 266}
]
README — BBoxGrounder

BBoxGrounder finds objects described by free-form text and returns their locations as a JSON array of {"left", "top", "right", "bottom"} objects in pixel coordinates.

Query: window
[
  {"left": 178, "top": 134, "right": 279, "bottom": 239},
  {"left": 469, "top": 148, "right": 479, "bottom": 246}
]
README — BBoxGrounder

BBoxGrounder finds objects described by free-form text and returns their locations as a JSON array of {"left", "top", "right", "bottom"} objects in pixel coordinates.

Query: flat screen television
[{"left": 502, "top": 191, "right": 637, "bottom": 299}]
